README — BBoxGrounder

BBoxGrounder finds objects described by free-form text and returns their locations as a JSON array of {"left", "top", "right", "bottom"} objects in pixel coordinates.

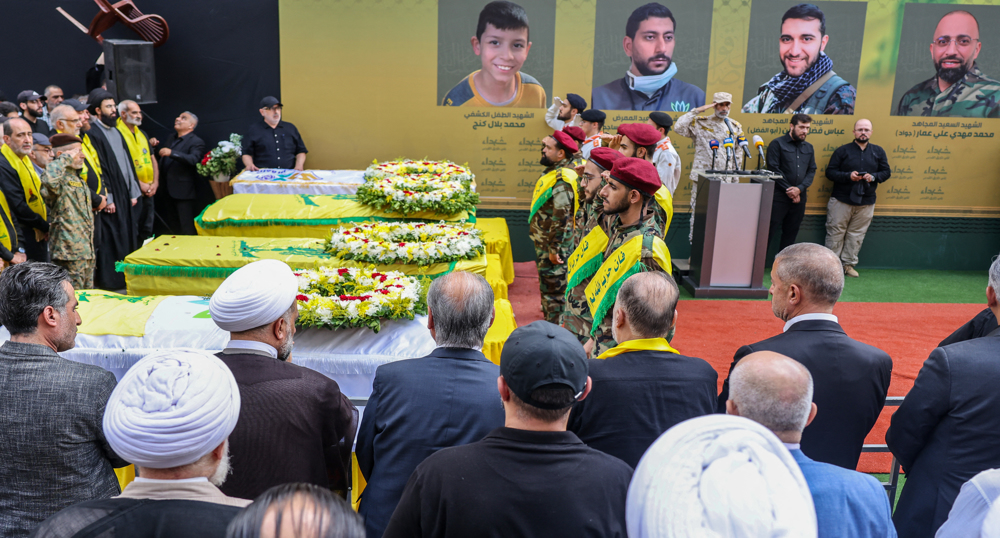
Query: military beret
[
  {"left": 588, "top": 147, "right": 622, "bottom": 172},
  {"left": 551, "top": 130, "right": 579, "bottom": 154},
  {"left": 562, "top": 126, "right": 586, "bottom": 143},
  {"left": 580, "top": 109, "right": 606, "bottom": 123},
  {"left": 609, "top": 157, "right": 661, "bottom": 197},
  {"left": 649, "top": 111, "right": 674, "bottom": 130},
  {"left": 617, "top": 123, "right": 661, "bottom": 147},
  {"left": 566, "top": 93, "right": 587, "bottom": 112},
  {"left": 49, "top": 133, "right": 82, "bottom": 148}
]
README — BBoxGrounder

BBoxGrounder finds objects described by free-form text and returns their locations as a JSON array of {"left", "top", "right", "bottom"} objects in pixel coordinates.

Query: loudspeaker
[{"left": 102, "top": 39, "right": 157, "bottom": 104}]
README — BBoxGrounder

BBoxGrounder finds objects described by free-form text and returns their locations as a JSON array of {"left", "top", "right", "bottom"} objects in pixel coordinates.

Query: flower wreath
[
  {"left": 324, "top": 221, "right": 485, "bottom": 266},
  {"left": 357, "top": 159, "right": 479, "bottom": 216},
  {"left": 295, "top": 266, "right": 428, "bottom": 333}
]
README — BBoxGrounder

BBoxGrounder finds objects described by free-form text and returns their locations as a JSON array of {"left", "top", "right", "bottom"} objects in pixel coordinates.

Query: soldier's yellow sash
[
  {"left": 117, "top": 119, "right": 154, "bottom": 184},
  {"left": 654, "top": 185, "right": 674, "bottom": 229},
  {"left": 597, "top": 337, "right": 679, "bottom": 360},
  {"left": 0, "top": 190, "right": 15, "bottom": 251},
  {"left": 1, "top": 143, "right": 47, "bottom": 221},
  {"left": 565, "top": 226, "right": 608, "bottom": 292},
  {"left": 585, "top": 233, "right": 672, "bottom": 335},
  {"left": 528, "top": 168, "right": 579, "bottom": 223},
  {"left": 81, "top": 134, "right": 102, "bottom": 194}
]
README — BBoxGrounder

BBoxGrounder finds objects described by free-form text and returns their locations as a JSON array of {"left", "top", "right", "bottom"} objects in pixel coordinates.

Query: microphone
[
  {"left": 752, "top": 135, "right": 766, "bottom": 170},
  {"left": 709, "top": 138, "right": 719, "bottom": 170},
  {"left": 723, "top": 138, "right": 735, "bottom": 170},
  {"left": 723, "top": 117, "right": 737, "bottom": 138},
  {"left": 736, "top": 135, "right": 750, "bottom": 171}
]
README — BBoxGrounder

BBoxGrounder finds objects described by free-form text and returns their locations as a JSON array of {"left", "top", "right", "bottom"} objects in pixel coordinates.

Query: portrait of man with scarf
[{"left": 742, "top": 3, "right": 856, "bottom": 115}]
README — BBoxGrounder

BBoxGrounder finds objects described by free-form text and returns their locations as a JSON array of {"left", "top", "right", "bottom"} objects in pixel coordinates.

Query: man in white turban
[
  {"left": 210, "top": 259, "right": 358, "bottom": 500},
  {"left": 627, "top": 413, "right": 817, "bottom": 538},
  {"left": 33, "top": 350, "right": 250, "bottom": 538}
]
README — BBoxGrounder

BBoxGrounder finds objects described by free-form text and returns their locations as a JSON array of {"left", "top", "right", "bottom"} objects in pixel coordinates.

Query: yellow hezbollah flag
[
  {"left": 585, "top": 233, "right": 672, "bottom": 335},
  {"left": 1, "top": 144, "right": 46, "bottom": 221},
  {"left": 597, "top": 337, "right": 679, "bottom": 360},
  {"left": 654, "top": 185, "right": 674, "bottom": 230},
  {"left": 116, "top": 119, "right": 154, "bottom": 184},
  {"left": 75, "top": 290, "right": 167, "bottom": 337},
  {"left": 565, "top": 226, "right": 608, "bottom": 292},
  {"left": 0, "top": 189, "right": 15, "bottom": 251},
  {"left": 528, "top": 168, "right": 578, "bottom": 223}
]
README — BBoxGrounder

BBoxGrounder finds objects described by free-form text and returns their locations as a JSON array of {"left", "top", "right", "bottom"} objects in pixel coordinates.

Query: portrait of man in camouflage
[
  {"left": 897, "top": 10, "right": 1000, "bottom": 118},
  {"left": 742, "top": 3, "right": 856, "bottom": 115}
]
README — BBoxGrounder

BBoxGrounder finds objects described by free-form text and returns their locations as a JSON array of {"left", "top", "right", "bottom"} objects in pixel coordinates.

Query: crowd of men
[
  {"left": 0, "top": 88, "right": 308, "bottom": 290},
  {"left": 3, "top": 240, "right": 1000, "bottom": 536}
]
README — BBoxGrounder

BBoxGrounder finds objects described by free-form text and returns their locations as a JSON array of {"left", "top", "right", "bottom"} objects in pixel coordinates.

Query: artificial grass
[
  {"left": 871, "top": 473, "right": 907, "bottom": 512},
  {"left": 679, "top": 269, "right": 988, "bottom": 304}
]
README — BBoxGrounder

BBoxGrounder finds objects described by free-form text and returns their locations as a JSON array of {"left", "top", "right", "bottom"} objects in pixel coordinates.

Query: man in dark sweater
[
  {"left": 208, "top": 259, "right": 358, "bottom": 501},
  {"left": 823, "top": 118, "right": 891, "bottom": 277},
  {"left": 383, "top": 321, "right": 633, "bottom": 538},
  {"left": 766, "top": 113, "right": 816, "bottom": 252},
  {"left": 568, "top": 271, "right": 716, "bottom": 468}
]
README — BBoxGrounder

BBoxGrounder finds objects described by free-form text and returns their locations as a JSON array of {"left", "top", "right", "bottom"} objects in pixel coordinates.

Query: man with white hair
[
  {"left": 116, "top": 99, "right": 159, "bottom": 242},
  {"left": 888, "top": 255, "right": 1000, "bottom": 538},
  {"left": 210, "top": 260, "right": 358, "bottom": 500},
  {"left": 718, "top": 242, "right": 892, "bottom": 470},
  {"left": 727, "top": 351, "right": 895, "bottom": 538},
  {"left": 33, "top": 350, "right": 249, "bottom": 537}
]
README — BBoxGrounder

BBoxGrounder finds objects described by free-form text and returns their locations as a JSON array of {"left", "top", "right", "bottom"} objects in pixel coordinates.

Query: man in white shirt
[
  {"left": 578, "top": 109, "right": 605, "bottom": 159},
  {"left": 545, "top": 93, "right": 586, "bottom": 130},
  {"left": 648, "top": 111, "right": 682, "bottom": 195}
]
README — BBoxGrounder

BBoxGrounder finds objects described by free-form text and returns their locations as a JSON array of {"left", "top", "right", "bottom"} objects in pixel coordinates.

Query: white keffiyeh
[
  {"left": 209, "top": 259, "right": 298, "bottom": 332},
  {"left": 103, "top": 349, "right": 241, "bottom": 469},
  {"left": 627, "top": 415, "right": 817, "bottom": 538}
]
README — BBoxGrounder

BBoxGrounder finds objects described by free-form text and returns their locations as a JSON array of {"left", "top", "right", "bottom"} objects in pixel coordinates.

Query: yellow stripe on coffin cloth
[
  {"left": 116, "top": 235, "right": 490, "bottom": 298},
  {"left": 194, "top": 193, "right": 475, "bottom": 238}
]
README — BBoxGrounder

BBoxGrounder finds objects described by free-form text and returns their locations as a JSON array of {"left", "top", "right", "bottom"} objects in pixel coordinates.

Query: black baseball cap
[
  {"left": 566, "top": 93, "right": 587, "bottom": 112},
  {"left": 61, "top": 99, "right": 88, "bottom": 112},
  {"left": 500, "top": 321, "right": 588, "bottom": 409},
  {"left": 649, "top": 111, "right": 673, "bottom": 130},
  {"left": 18, "top": 90, "right": 45, "bottom": 103},
  {"left": 260, "top": 96, "right": 282, "bottom": 108},
  {"left": 580, "top": 109, "right": 606, "bottom": 123}
]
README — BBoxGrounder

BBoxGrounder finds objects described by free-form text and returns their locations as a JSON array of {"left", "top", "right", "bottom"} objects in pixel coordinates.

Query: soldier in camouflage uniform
[
  {"left": 897, "top": 11, "right": 999, "bottom": 118},
  {"left": 529, "top": 131, "right": 579, "bottom": 323},
  {"left": 586, "top": 157, "right": 667, "bottom": 357},
  {"left": 674, "top": 92, "right": 744, "bottom": 243},
  {"left": 563, "top": 148, "right": 622, "bottom": 343},
  {"left": 610, "top": 122, "right": 671, "bottom": 238},
  {"left": 42, "top": 134, "right": 95, "bottom": 289},
  {"left": 562, "top": 126, "right": 588, "bottom": 170}
]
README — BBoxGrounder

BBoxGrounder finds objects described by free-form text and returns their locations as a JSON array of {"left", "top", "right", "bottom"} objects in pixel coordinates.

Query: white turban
[
  {"left": 103, "top": 349, "right": 241, "bottom": 469},
  {"left": 627, "top": 415, "right": 817, "bottom": 538},
  {"left": 209, "top": 259, "right": 298, "bottom": 332}
]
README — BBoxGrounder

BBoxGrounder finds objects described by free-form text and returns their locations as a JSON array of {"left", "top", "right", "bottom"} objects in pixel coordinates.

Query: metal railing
[{"left": 861, "top": 396, "right": 904, "bottom": 505}]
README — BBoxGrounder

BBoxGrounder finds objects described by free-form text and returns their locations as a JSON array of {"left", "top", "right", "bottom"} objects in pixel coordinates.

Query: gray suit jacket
[{"left": 0, "top": 341, "right": 127, "bottom": 537}]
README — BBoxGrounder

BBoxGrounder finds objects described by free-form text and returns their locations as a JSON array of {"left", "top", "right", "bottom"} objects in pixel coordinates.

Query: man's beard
[
  {"left": 603, "top": 194, "right": 630, "bottom": 215},
  {"left": 125, "top": 117, "right": 142, "bottom": 127},
  {"left": 854, "top": 136, "right": 869, "bottom": 144},
  {"left": 277, "top": 334, "right": 294, "bottom": 361},
  {"left": 782, "top": 53, "right": 817, "bottom": 77},
  {"left": 634, "top": 54, "right": 672, "bottom": 77},
  {"left": 792, "top": 130, "right": 806, "bottom": 142},
  {"left": 24, "top": 108, "right": 40, "bottom": 120},
  {"left": 771, "top": 299, "right": 788, "bottom": 322},
  {"left": 99, "top": 113, "right": 117, "bottom": 128},
  {"left": 557, "top": 111, "right": 572, "bottom": 121},
  {"left": 540, "top": 155, "right": 556, "bottom": 167},
  {"left": 714, "top": 109, "right": 729, "bottom": 119},
  {"left": 935, "top": 56, "right": 970, "bottom": 85},
  {"left": 209, "top": 444, "right": 231, "bottom": 487}
]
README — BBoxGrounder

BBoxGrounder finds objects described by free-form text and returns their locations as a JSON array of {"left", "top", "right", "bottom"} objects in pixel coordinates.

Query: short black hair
[
  {"left": 626, "top": 3, "right": 676, "bottom": 39},
  {"left": 476, "top": 1, "right": 530, "bottom": 42},
  {"left": 782, "top": 3, "right": 826, "bottom": 36},
  {"left": 0, "top": 263, "right": 72, "bottom": 336},
  {"left": 509, "top": 384, "right": 577, "bottom": 422},
  {"left": 790, "top": 113, "right": 813, "bottom": 126},
  {"left": 0, "top": 101, "right": 18, "bottom": 117}
]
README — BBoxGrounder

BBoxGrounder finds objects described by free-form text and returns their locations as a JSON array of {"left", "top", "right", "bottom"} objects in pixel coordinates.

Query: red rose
[
  {"left": 201, "top": 154, "right": 211, "bottom": 165},
  {"left": 338, "top": 268, "right": 349, "bottom": 275},
  {"left": 296, "top": 294, "right": 309, "bottom": 302},
  {"left": 398, "top": 243, "right": 406, "bottom": 247}
]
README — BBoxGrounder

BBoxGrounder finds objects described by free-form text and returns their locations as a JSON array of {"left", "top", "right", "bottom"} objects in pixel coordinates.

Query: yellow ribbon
[
  {"left": 597, "top": 337, "right": 679, "bottom": 359},
  {"left": 565, "top": 226, "right": 608, "bottom": 290},
  {"left": 116, "top": 119, "right": 154, "bottom": 184},
  {"left": 1, "top": 144, "right": 47, "bottom": 221},
  {"left": 585, "top": 233, "right": 672, "bottom": 334},
  {"left": 654, "top": 185, "right": 674, "bottom": 230},
  {"left": 81, "top": 134, "right": 102, "bottom": 194},
  {"left": 0, "top": 190, "right": 14, "bottom": 251},
  {"left": 528, "top": 168, "right": 579, "bottom": 223}
]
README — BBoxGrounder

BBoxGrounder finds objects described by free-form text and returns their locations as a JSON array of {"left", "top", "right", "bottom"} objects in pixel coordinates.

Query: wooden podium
[{"left": 682, "top": 170, "right": 780, "bottom": 298}]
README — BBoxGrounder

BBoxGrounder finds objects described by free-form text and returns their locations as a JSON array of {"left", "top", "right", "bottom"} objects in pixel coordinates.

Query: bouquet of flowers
[
  {"left": 324, "top": 221, "right": 484, "bottom": 266},
  {"left": 295, "top": 266, "right": 428, "bottom": 333},
  {"left": 357, "top": 159, "right": 479, "bottom": 216},
  {"left": 197, "top": 134, "right": 243, "bottom": 180}
]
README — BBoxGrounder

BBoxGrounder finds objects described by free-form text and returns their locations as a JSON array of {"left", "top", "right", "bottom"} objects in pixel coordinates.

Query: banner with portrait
[{"left": 280, "top": 0, "right": 1000, "bottom": 217}]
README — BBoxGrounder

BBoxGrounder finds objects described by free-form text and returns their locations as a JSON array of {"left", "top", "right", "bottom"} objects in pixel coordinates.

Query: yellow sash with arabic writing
[
  {"left": 1, "top": 144, "right": 46, "bottom": 221},
  {"left": 81, "top": 134, "right": 102, "bottom": 194},
  {"left": 585, "top": 233, "right": 672, "bottom": 335},
  {"left": 565, "top": 226, "right": 608, "bottom": 292},
  {"left": 0, "top": 189, "right": 15, "bottom": 251},
  {"left": 597, "top": 337, "right": 679, "bottom": 360},
  {"left": 654, "top": 185, "right": 674, "bottom": 230},
  {"left": 528, "top": 168, "right": 578, "bottom": 223},
  {"left": 116, "top": 119, "right": 154, "bottom": 184}
]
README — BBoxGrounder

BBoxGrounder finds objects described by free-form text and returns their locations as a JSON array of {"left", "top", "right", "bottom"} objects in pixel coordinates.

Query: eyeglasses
[
  {"left": 64, "top": 118, "right": 82, "bottom": 124},
  {"left": 933, "top": 36, "right": 978, "bottom": 48}
]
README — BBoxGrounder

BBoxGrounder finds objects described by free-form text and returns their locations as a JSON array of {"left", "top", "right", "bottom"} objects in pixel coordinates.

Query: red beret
[
  {"left": 562, "top": 126, "right": 586, "bottom": 143},
  {"left": 609, "top": 157, "right": 661, "bottom": 197},
  {"left": 588, "top": 147, "right": 622, "bottom": 171},
  {"left": 617, "top": 123, "right": 661, "bottom": 147},
  {"left": 551, "top": 130, "right": 580, "bottom": 154}
]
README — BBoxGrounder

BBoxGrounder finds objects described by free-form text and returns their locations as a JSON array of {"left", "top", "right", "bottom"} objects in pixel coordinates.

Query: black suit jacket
[
  {"left": 887, "top": 326, "right": 1000, "bottom": 538},
  {"left": 356, "top": 347, "right": 504, "bottom": 538},
  {"left": 0, "top": 158, "right": 48, "bottom": 234},
  {"left": 718, "top": 319, "right": 892, "bottom": 469},
  {"left": 159, "top": 132, "right": 207, "bottom": 201},
  {"left": 216, "top": 349, "right": 358, "bottom": 501},
  {"left": 568, "top": 348, "right": 718, "bottom": 468}
]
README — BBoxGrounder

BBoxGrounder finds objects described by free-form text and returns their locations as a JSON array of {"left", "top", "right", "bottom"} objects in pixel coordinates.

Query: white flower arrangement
[
  {"left": 324, "top": 221, "right": 485, "bottom": 266},
  {"left": 358, "top": 159, "right": 479, "bottom": 215},
  {"left": 294, "top": 266, "right": 428, "bottom": 333}
]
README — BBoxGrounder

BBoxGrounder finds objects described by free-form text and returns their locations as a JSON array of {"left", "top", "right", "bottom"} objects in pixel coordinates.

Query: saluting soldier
[{"left": 42, "top": 134, "right": 95, "bottom": 289}]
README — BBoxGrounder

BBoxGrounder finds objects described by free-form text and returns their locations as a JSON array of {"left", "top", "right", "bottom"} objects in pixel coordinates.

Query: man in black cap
[
  {"left": 241, "top": 96, "right": 308, "bottom": 171},
  {"left": 648, "top": 111, "right": 682, "bottom": 195},
  {"left": 545, "top": 93, "right": 586, "bottom": 131},
  {"left": 383, "top": 321, "right": 632, "bottom": 538},
  {"left": 17, "top": 91, "right": 50, "bottom": 137},
  {"left": 578, "top": 108, "right": 606, "bottom": 159}
]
